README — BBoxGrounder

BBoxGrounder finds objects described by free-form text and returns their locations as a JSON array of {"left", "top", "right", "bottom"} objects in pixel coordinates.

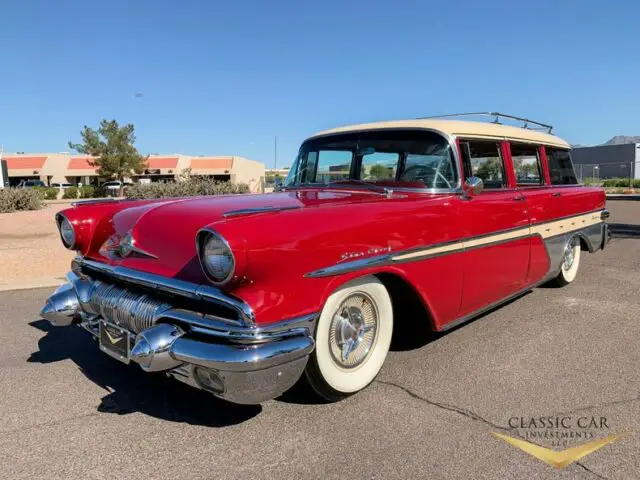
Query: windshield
[{"left": 285, "top": 129, "right": 457, "bottom": 189}]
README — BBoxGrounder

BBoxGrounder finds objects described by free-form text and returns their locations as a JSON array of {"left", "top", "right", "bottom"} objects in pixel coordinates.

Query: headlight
[
  {"left": 57, "top": 214, "right": 76, "bottom": 249},
  {"left": 199, "top": 231, "right": 235, "bottom": 284}
]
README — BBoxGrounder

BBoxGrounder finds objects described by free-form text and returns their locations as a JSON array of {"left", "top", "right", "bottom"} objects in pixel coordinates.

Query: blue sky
[{"left": 1, "top": 0, "right": 638, "bottom": 167}]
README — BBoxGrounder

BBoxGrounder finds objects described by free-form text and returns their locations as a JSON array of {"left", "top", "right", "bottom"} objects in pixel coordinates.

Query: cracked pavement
[{"left": 0, "top": 200, "right": 639, "bottom": 479}]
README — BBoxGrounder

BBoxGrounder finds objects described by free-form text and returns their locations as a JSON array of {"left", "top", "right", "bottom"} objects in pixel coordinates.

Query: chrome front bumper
[{"left": 40, "top": 261, "right": 316, "bottom": 404}]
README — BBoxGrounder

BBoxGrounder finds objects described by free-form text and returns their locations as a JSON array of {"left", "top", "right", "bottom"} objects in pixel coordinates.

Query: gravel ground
[
  {"left": 0, "top": 204, "right": 75, "bottom": 288},
  {"left": 0, "top": 200, "right": 638, "bottom": 479}
]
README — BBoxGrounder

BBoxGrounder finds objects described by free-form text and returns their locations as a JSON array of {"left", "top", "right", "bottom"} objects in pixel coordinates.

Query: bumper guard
[{"left": 40, "top": 265, "right": 316, "bottom": 404}]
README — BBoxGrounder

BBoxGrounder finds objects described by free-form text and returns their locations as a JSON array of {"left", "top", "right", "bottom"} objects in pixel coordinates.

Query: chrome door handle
[
  {"left": 552, "top": 192, "right": 562, "bottom": 197},
  {"left": 513, "top": 196, "right": 524, "bottom": 201}
]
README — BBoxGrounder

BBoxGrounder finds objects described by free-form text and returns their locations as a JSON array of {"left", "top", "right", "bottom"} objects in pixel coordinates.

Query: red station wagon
[{"left": 41, "top": 113, "right": 610, "bottom": 404}]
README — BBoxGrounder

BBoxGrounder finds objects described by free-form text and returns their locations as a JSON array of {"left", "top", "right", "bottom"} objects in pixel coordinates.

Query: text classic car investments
[{"left": 41, "top": 114, "right": 610, "bottom": 404}]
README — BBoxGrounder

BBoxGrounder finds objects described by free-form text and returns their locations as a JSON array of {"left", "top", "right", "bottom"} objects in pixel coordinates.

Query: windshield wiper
[{"left": 327, "top": 179, "right": 393, "bottom": 197}]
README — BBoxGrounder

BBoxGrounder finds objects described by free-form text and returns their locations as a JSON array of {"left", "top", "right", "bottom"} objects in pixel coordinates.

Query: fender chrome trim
[{"left": 223, "top": 205, "right": 301, "bottom": 217}]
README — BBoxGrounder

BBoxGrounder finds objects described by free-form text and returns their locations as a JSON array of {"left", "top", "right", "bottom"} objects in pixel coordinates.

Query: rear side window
[
  {"left": 511, "top": 143, "right": 542, "bottom": 185},
  {"left": 460, "top": 140, "right": 505, "bottom": 189},
  {"left": 546, "top": 148, "right": 578, "bottom": 185}
]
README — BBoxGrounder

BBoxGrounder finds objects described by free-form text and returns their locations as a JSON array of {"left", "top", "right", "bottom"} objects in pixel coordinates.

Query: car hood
[{"left": 95, "top": 189, "right": 388, "bottom": 283}]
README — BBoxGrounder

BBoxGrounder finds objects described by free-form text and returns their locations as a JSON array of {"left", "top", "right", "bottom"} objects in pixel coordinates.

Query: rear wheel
[
  {"left": 304, "top": 276, "right": 393, "bottom": 402},
  {"left": 552, "top": 236, "right": 581, "bottom": 286}
]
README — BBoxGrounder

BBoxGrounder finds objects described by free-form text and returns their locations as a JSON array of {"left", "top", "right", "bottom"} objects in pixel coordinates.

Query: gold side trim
[
  {"left": 391, "top": 210, "right": 604, "bottom": 262},
  {"left": 532, "top": 211, "right": 602, "bottom": 238}
]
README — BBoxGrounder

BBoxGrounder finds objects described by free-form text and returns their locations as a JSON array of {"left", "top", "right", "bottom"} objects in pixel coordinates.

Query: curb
[
  {"left": 606, "top": 194, "right": 640, "bottom": 200},
  {"left": 0, "top": 277, "right": 67, "bottom": 293}
]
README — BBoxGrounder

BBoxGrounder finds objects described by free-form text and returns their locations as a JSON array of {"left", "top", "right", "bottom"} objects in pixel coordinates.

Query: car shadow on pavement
[
  {"left": 608, "top": 223, "right": 640, "bottom": 239},
  {"left": 27, "top": 320, "right": 261, "bottom": 427}
]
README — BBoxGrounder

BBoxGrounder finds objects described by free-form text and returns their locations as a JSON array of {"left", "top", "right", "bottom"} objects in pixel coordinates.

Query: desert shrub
[
  {"left": 125, "top": 179, "right": 250, "bottom": 200},
  {"left": 44, "top": 187, "right": 59, "bottom": 200},
  {"left": 63, "top": 186, "right": 79, "bottom": 199},
  {"left": 91, "top": 185, "right": 108, "bottom": 198},
  {"left": 33, "top": 186, "right": 59, "bottom": 200},
  {"left": 581, "top": 177, "right": 602, "bottom": 186},
  {"left": 602, "top": 178, "right": 625, "bottom": 187},
  {"left": 0, "top": 188, "right": 44, "bottom": 213},
  {"left": 601, "top": 178, "right": 640, "bottom": 188},
  {"left": 79, "top": 185, "right": 95, "bottom": 199}
]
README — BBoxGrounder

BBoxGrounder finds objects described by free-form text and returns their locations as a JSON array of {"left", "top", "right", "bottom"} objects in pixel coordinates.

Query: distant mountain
[{"left": 605, "top": 136, "right": 640, "bottom": 145}]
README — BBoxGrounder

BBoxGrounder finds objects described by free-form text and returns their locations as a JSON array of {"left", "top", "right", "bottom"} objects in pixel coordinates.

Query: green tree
[
  {"left": 69, "top": 120, "right": 148, "bottom": 188},
  {"left": 368, "top": 163, "right": 393, "bottom": 179}
]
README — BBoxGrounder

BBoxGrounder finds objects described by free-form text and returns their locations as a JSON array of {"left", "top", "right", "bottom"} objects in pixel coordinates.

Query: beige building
[{"left": 3, "top": 153, "right": 266, "bottom": 193}]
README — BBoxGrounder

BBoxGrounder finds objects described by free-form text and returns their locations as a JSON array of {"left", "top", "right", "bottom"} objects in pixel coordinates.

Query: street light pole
[
  {"left": 0, "top": 144, "right": 4, "bottom": 189},
  {"left": 274, "top": 136, "right": 277, "bottom": 171}
]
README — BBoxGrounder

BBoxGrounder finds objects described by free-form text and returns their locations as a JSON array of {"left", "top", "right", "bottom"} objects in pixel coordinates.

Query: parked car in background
[
  {"left": 51, "top": 182, "right": 72, "bottom": 191},
  {"left": 18, "top": 179, "right": 46, "bottom": 188},
  {"left": 40, "top": 113, "right": 609, "bottom": 405},
  {"left": 101, "top": 180, "right": 133, "bottom": 196}
]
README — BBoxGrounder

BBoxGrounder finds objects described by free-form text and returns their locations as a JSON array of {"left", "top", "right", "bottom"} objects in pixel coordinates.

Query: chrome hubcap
[
  {"left": 563, "top": 238, "right": 576, "bottom": 270},
  {"left": 329, "top": 293, "right": 378, "bottom": 368}
]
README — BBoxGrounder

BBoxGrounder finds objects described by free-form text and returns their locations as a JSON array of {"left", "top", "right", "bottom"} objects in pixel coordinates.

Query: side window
[
  {"left": 460, "top": 140, "right": 505, "bottom": 189},
  {"left": 302, "top": 151, "right": 316, "bottom": 183},
  {"left": 511, "top": 143, "right": 542, "bottom": 185},
  {"left": 313, "top": 150, "right": 351, "bottom": 183},
  {"left": 546, "top": 148, "right": 578, "bottom": 185},
  {"left": 360, "top": 152, "right": 399, "bottom": 180},
  {"left": 400, "top": 148, "right": 456, "bottom": 188}
]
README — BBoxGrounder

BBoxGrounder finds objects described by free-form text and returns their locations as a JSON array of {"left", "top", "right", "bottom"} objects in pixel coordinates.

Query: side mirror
[{"left": 463, "top": 176, "right": 484, "bottom": 197}]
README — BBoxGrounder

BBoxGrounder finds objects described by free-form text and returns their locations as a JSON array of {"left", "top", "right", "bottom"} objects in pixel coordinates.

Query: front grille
[{"left": 89, "top": 282, "right": 170, "bottom": 333}]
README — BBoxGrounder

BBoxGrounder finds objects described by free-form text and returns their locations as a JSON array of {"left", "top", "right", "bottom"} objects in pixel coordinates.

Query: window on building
[
  {"left": 460, "top": 140, "right": 505, "bottom": 188},
  {"left": 546, "top": 148, "right": 578, "bottom": 185},
  {"left": 511, "top": 143, "right": 542, "bottom": 185}
]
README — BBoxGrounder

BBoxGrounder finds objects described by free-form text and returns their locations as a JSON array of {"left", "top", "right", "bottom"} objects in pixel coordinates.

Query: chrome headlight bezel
[
  {"left": 56, "top": 213, "right": 76, "bottom": 249},
  {"left": 197, "top": 230, "right": 235, "bottom": 285}
]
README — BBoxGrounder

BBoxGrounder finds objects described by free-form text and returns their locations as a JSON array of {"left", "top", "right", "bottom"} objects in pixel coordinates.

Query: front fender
[{"left": 214, "top": 194, "right": 461, "bottom": 325}]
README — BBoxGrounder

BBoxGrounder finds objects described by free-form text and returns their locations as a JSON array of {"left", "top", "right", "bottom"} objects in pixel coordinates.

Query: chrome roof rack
[{"left": 418, "top": 112, "right": 553, "bottom": 133}]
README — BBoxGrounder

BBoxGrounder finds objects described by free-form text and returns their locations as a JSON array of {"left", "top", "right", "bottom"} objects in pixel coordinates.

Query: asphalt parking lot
[{"left": 1, "top": 200, "right": 638, "bottom": 480}]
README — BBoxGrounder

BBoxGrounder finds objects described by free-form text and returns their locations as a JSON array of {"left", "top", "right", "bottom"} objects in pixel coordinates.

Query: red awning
[
  {"left": 190, "top": 157, "right": 233, "bottom": 170},
  {"left": 148, "top": 157, "right": 178, "bottom": 169},
  {"left": 5, "top": 156, "right": 47, "bottom": 169},
  {"left": 67, "top": 157, "right": 96, "bottom": 170}
]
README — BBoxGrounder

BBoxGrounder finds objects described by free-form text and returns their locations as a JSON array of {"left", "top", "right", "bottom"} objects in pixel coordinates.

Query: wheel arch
[
  {"left": 373, "top": 271, "right": 438, "bottom": 334},
  {"left": 574, "top": 231, "right": 595, "bottom": 252}
]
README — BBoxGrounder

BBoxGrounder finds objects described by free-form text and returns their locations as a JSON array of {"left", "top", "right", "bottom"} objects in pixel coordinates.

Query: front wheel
[
  {"left": 552, "top": 236, "right": 582, "bottom": 286},
  {"left": 304, "top": 276, "right": 393, "bottom": 402}
]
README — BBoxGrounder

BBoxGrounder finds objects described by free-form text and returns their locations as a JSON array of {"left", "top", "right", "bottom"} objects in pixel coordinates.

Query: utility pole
[
  {"left": 274, "top": 136, "right": 277, "bottom": 171},
  {"left": 0, "top": 145, "right": 5, "bottom": 189}
]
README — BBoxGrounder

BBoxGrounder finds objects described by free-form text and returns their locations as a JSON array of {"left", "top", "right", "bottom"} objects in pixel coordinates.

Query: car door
[
  {"left": 509, "top": 142, "right": 559, "bottom": 283},
  {"left": 456, "top": 139, "right": 531, "bottom": 317}
]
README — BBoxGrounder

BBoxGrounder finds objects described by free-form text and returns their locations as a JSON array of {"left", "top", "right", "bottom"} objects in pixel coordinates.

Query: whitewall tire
[
  {"left": 304, "top": 275, "right": 393, "bottom": 401},
  {"left": 554, "top": 236, "right": 581, "bottom": 286}
]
